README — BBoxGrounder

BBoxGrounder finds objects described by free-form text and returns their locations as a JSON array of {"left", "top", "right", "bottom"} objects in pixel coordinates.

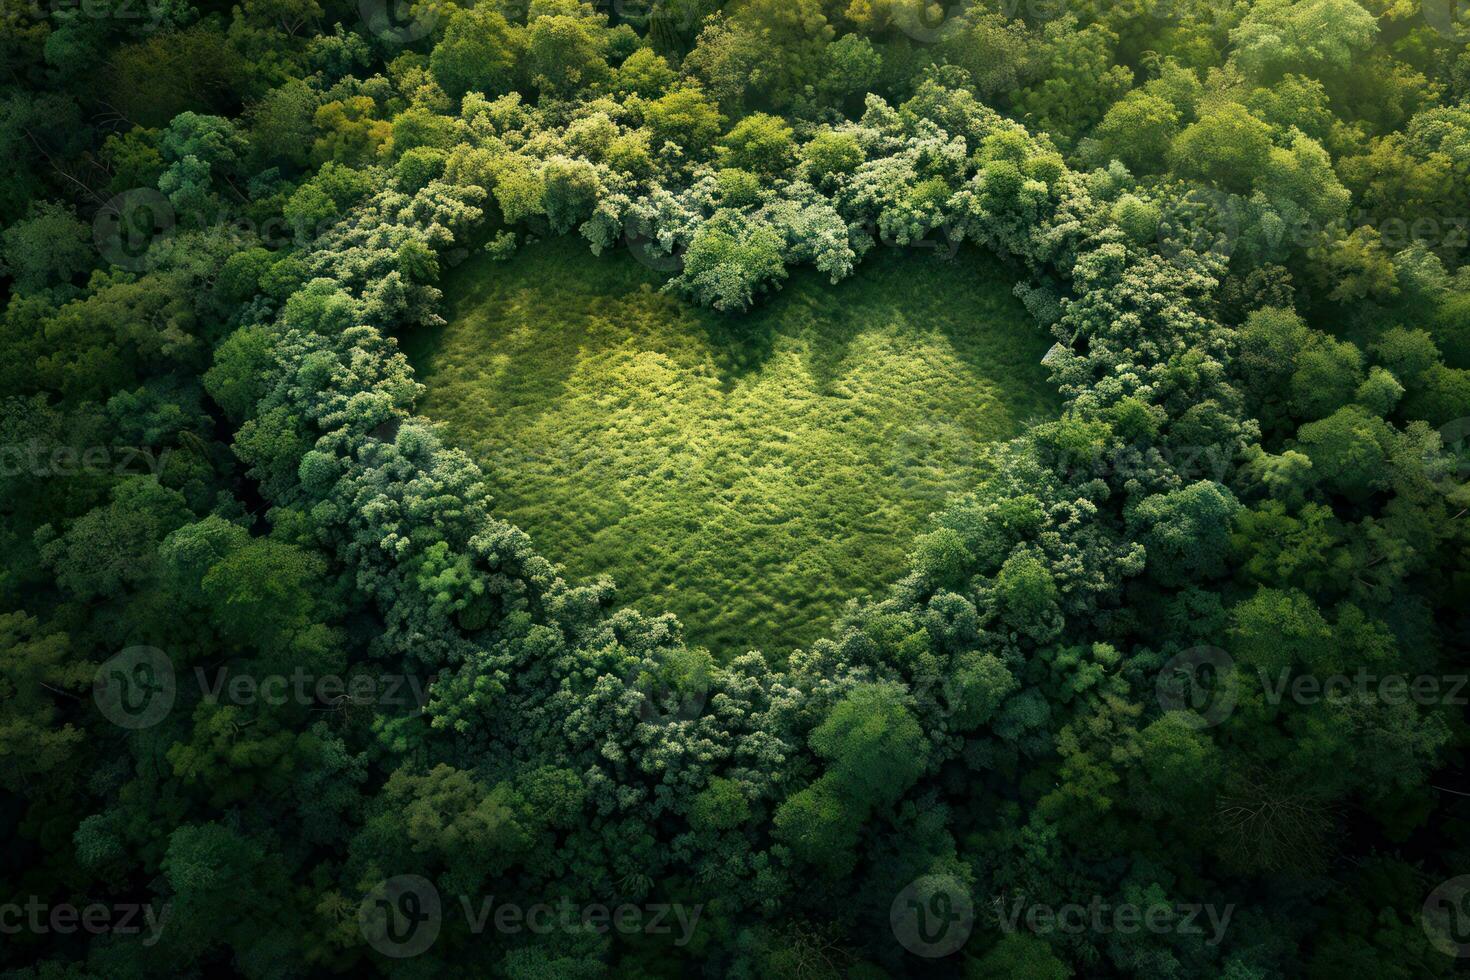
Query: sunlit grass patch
[{"left": 403, "top": 238, "right": 1059, "bottom": 656}]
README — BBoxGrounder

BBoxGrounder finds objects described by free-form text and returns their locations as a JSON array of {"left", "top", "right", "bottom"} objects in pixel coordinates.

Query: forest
[{"left": 1, "top": 0, "right": 1469, "bottom": 976}]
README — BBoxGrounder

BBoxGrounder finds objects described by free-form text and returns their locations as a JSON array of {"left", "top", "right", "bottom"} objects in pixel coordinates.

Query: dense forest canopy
[{"left": 1, "top": 0, "right": 1469, "bottom": 977}]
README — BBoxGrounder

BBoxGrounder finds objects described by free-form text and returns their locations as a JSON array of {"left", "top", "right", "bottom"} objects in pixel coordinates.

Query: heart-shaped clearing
[{"left": 403, "top": 237, "right": 1059, "bottom": 656}]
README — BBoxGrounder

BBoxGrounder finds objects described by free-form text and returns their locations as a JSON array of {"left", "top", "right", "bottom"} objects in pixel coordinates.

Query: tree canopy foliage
[{"left": 2, "top": 0, "right": 1469, "bottom": 976}]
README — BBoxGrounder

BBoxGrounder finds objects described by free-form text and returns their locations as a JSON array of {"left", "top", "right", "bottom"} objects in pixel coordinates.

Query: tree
[
  {"left": 1293, "top": 404, "right": 1397, "bottom": 502},
  {"left": 938, "top": 11, "right": 1032, "bottom": 102},
  {"left": 0, "top": 201, "right": 91, "bottom": 293},
  {"left": 716, "top": 112, "right": 796, "bottom": 175},
  {"left": 1130, "top": 481, "right": 1241, "bottom": 587},
  {"left": 1091, "top": 91, "right": 1180, "bottom": 174},
  {"left": 37, "top": 478, "right": 192, "bottom": 600},
  {"left": 612, "top": 47, "right": 676, "bottom": 99},
  {"left": 311, "top": 97, "right": 391, "bottom": 166},
  {"left": 1290, "top": 336, "right": 1364, "bottom": 420},
  {"left": 159, "top": 823, "right": 293, "bottom": 963},
  {"left": 0, "top": 613, "right": 88, "bottom": 792},
  {"left": 103, "top": 25, "right": 248, "bottom": 129},
  {"left": 204, "top": 326, "right": 276, "bottom": 422},
  {"left": 671, "top": 210, "right": 786, "bottom": 311},
  {"left": 801, "top": 130, "right": 863, "bottom": 187},
  {"left": 809, "top": 682, "right": 929, "bottom": 809},
  {"left": 1229, "top": 0, "right": 1378, "bottom": 82},
  {"left": 247, "top": 78, "right": 319, "bottom": 171},
  {"left": 642, "top": 85, "right": 725, "bottom": 153},
  {"left": 1170, "top": 103, "right": 1275, "bottom": 195},
  {"left": 967, "top": 932, "right": 1071, "bottom": 980},
  {"left": 430, "top": 7, "right": 524, "bottom": 101},
  {"left": 199, "top": 538, "right": 326, "bottom": 647},
  {"left": 526, "top": 14, "right": 609, "bottom": 95},
  {"left": 1015, "top": 18, "right": 1132, "bottom": 143}
]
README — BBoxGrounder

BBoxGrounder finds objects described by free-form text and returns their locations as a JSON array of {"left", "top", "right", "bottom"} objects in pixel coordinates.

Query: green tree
[{"left": 430, "top": 7, "right": 524, "bottom": 101}]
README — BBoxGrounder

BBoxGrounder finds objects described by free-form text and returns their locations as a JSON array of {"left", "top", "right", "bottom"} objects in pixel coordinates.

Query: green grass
[{"left": 402, "top": 237, "right": 1059, "bottom": 657}]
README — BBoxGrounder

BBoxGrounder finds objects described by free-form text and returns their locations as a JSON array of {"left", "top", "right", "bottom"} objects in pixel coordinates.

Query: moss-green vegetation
[
  {"left": 405, "top": 239, "right": 1057, "bottom": 654},
  {"left": 15, "top": 2, "right": 1470, "bottom": 974}
]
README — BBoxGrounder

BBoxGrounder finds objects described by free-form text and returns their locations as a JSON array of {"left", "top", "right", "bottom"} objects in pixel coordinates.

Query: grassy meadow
[{"left": 403, "top": 238, "right": 1059, "bottom": 655}]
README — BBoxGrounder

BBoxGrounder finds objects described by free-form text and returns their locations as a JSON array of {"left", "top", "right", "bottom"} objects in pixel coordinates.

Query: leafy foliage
[{"left": 2, "top": 2, "right": 1468, "bottom": 978}]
